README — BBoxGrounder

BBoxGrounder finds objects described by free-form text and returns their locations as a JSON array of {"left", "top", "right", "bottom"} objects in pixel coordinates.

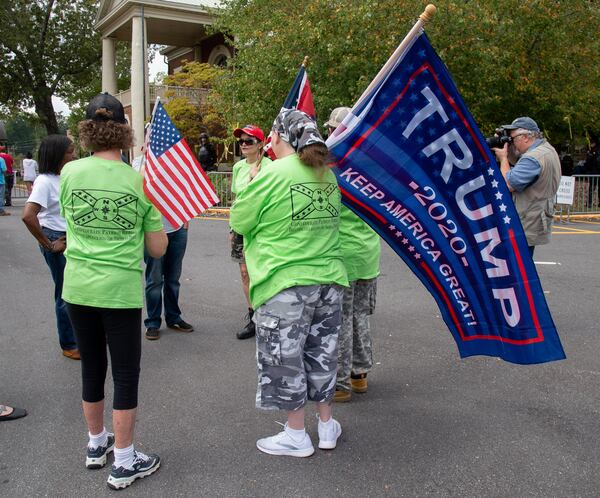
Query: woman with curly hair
[
  {"left": 230, "top": 109, "right": 348, "bottom": 457},
  {"left": 60, "top": 93, "right": 167, "bottom": 490}
]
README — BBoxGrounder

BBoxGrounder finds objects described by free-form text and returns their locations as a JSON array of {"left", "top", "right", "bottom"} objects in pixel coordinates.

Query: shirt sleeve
[
  {"left": 143, "top": 203, "right": 164, "bottom": 232},
  {"left": 506, "top": 155, "right": 541, "bottom": 192},
  {"left": 230, "top": 168, "right": 272, "bottom": 236},
  {"left": 28, "top": 175, "right": 50, "bottom": 208},
  {"left": 0, "top": 158, "right": 5, "bottom": 173}
]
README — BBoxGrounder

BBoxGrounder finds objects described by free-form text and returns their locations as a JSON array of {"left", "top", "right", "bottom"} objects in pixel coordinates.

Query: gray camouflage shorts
[
  {"left": 230, "top": 230, "right": 244, "bottom": 262},
  {"left": 254, "top": 284, "right": 343, "bottom": 411}
]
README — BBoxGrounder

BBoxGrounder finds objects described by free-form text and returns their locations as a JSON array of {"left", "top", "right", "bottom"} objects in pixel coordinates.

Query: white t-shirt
[
  {"left": 22, "top": 158, "right": 38, "bottom": 182},
  {"left": 27, "top": 174, "right": 66, "bottom": 231}
]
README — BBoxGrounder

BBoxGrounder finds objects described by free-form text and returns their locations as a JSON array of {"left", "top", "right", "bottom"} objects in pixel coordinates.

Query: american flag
[
  {"left": 144, "top": 101, "right": 219, "bottom": 228},
  {"left": 264, "top": 62, "right": 315, "bottom": 159}
]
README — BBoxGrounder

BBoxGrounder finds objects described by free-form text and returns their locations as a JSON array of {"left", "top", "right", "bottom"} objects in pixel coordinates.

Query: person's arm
[
  {"left": 145, "top": 230, "right": 168, "bottom": 258},
  {"left": 494, "top": 143, "right": 515, "bottom": 192},
  {"left": 230, "top": 171, "right": 270, "bottom": 236},
  {"left": 22, "top": 202, "right": 65, "bottom": 253}
]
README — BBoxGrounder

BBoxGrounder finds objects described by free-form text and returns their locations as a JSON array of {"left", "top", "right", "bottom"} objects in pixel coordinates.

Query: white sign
[{"left": 556, "top": 176, "right": 575, "bottom": 205}]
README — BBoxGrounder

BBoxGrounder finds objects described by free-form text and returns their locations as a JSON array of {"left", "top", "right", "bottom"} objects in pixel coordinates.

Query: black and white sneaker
[
  {"left": 106, "top": 451, "right": 160, "bottom": 490},
  {"left": 86, "top": 433, "right": 115, "bottom": 469},
  {"left": 167, "top": 320, "right": 194, "bottom": 332}
]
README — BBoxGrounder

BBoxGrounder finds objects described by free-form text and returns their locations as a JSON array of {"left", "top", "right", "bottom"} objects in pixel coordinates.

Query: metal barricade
[
  {"left": 569, "top": 175, "right": 600, "bottom": 215},
  {"left": 206, "top": 171, "right": 234, "bottom": 209},
  {"left": 11, "top": 180, "right": 29, "bottom": 200}
]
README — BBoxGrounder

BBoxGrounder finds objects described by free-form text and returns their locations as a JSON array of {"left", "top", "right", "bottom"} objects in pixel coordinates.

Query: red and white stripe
[{"left": 144, "top": 139, "right": 219, "bottom": 228}]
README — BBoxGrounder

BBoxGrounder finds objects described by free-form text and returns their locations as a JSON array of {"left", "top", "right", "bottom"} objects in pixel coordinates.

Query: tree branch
[{"left": 39, "top": 0, "right": 56, "bottom": 58}]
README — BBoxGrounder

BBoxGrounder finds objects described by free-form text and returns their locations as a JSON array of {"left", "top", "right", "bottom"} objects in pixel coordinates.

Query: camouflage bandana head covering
[{"left": 272, "top": 109, "right": 326, "bottom": 152}]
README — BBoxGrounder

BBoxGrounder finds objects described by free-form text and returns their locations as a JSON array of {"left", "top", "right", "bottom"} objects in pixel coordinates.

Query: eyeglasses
[
  {"left": 511, "top": 133, "right": 530, "bottom": 141},
  {"left": 238, "top": 138, "right": 258, "bottom": 146}
]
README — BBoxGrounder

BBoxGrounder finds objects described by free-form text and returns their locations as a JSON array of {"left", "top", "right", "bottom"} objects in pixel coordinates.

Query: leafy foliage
[
  {"left": 214, "top": 0, "right": 600, "bottom": 144},
  {"left": 0, "top": 0, "right": 103, "bottom": 134},
  {"left": 162, "top": 61, "right": 229, "bottom": 147}
]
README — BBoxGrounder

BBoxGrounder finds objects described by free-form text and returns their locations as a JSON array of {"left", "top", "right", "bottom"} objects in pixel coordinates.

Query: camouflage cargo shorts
[
  {"left": 253, "top": 284, "right": 343, "bottom": 411},
  {"left": 230, "top": 230, "right": 245, "bottom": 262}
]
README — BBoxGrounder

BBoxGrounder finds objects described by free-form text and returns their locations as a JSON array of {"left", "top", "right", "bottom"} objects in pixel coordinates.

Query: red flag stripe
[
  {"left": 178, "top": 141, "right": 219, "bottom": 204},
  {"left": 161, "top": 149, "right": 205, "bottom": 212},
  {"left": 143, "top": 170, "right": 185, "bottom": 226},
  {"left": 145, "top": 152, "right": 195, "bottom": 219},
  {"left": 149, "top": 151, "right": 198, "bottom": 218},
  {"left": 144, "top": 164, "right": 189, "bottom": 224},
  {"left": 172, "top": 141, "right": 219, "bottom": 207},
  {"left": 143, "top": 180, "right": 183, "bottom": 228}
]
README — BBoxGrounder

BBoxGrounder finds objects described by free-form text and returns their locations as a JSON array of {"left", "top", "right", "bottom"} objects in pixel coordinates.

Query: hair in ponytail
[{"left": 298, "top": 143, "right": 330, "bottom": 170}]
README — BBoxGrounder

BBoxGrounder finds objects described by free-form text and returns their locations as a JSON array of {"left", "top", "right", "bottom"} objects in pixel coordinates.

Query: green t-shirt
[
  {"left": 60, "top": 156, "right": 163, "bottom": 308},
  {"left": 230, "top": 153, "right": 348, "bottom": 309},
  {"left": 339, "top": 205, "right": 381, "bottom": 281},
  {"left": 231, "top": 156, "right": 272, "bottom": 195}
]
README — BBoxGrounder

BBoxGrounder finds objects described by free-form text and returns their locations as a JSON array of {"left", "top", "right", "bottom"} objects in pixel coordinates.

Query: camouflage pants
[
  {"left": 230, "top": 230, "right": 245, "bottom": 262},
  {"left": 254, "top": 284, "right": 343, "bottom": 411},
  {"left": 336, "top": 279, "right": 377, "bottom": 392}
]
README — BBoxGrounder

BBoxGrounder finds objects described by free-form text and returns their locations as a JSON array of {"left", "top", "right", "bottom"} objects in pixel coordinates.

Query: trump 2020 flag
[
  {"left": 265, "top": 62, "right": 316, "bottom": 159},
  {"left": 327, "top": 31, "right": 565, "bottom": 365},
  {"left": 144, "top": 101, "right": 219, "bottom": 227}
]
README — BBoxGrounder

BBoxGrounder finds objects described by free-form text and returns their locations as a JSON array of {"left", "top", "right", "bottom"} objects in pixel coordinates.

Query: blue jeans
[
  {"left": 144, "top": 227, "right": 188, "bottom": 329},
  {"left": 40, "top": 227, "right": 77, "bottom": 350},
  {"left": 0, "top": 184, "right": 5, "bottom": 212}
]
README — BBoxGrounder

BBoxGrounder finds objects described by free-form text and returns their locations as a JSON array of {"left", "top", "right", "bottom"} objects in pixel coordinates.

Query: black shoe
[
  {"left": 237, "top": 319, "right": 255, "bottom": 340},
  {"left": 145, "top": 328, "right": 160, "bottom": 340},
  {"left": 86, "top": 433, "right": 115, "bottom": 469},
  {"left": 106, "top": 451, "right": 160, "bottom": 490},
  {"left": 167, "top": 320, "right": 194, "bottom": 332}
]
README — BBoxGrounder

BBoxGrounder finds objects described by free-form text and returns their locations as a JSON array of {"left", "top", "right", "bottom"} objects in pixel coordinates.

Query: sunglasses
[{"left": 238, "top": 138, "right": 258, "bottom": 146}]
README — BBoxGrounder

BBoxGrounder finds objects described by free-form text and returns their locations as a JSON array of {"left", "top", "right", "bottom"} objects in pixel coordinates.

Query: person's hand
[
  {"left": 249, "top": 159, "right": 262, "bottom": 181},
  {"left": 51, "top": 236, "right": 66, "bottom": 253},
  {"left": 229, "top": 231, "right": 234, "bottom": 244},
  {"left": 493, "top": 143, "right": 509, "bottom": 162}
]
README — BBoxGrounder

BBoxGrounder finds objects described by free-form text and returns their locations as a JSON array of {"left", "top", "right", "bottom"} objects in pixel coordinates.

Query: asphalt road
[{"left": 1, "top": 202, "right": 599, "bottom": 497}]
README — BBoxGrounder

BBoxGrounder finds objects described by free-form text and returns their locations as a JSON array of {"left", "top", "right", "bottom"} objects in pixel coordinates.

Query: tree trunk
[{"left": 34, "top": 91, "right": 59, "bottom": 135}]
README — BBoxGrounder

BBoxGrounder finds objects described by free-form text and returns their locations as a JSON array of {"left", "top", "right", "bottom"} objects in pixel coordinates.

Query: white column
[
  {"left": 143, "top": 18, "right": 151, "bottom": 118},
  {"left": 101, "top": 37, "right": 117, "bottom": 94},
  {"left": 131, "top": 16, "right": 147, "bottom": 147}
]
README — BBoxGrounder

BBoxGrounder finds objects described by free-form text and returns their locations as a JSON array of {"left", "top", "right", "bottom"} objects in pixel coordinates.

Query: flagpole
[{"left": 352, "top": 4, "right": 437, "bottom": 112}]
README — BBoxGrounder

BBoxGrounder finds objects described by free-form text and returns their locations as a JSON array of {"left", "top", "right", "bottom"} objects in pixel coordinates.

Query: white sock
[
  {"left": 319, "top": 416, "right": 334, "bottom": 428},
  {"left": 114, "top": 444, "right": 135, "bottom": 469},
  {"left": 88, "top": 428, "right": 108, "bottom": 449},
  {"left": 285, "top": 425, "right": 306, "bottom": 441}
]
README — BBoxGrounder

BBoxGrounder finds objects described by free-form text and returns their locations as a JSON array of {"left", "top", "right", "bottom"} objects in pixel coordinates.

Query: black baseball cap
[{"left": 85, "top": 92, "right": 127, "bottom": 124}]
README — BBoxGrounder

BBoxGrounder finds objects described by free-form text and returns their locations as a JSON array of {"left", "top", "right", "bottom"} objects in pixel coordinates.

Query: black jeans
[
  {"left": 4, "top": 173, "right": 14, "bottom": 205},
  {"left": 66, "top": 304, "right": 142, "bottom": 410}
]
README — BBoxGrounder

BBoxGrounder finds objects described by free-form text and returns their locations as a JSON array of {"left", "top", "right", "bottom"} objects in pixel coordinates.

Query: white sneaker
[
  {"left": 256, "top": 424, "right": 315, "bottom": 457},
  {"left": 318, "top": 417, "right": 342, "bottom": 450}
]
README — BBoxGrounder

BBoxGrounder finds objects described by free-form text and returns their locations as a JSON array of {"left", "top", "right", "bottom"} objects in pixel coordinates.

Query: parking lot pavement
[{"left": 1, "top": 208, "right": 599, "bottom": 497}]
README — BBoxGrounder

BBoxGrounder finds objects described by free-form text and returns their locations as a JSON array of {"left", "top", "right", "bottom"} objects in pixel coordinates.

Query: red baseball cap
[{"left": 233, "top": 125, "right": 264, "bottom": 142}]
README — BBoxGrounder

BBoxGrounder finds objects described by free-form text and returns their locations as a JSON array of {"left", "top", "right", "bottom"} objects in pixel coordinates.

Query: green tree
[
  {"left": 214, "top": 0, "right": 600, "bottom": 143},
  {"left": 161, "top": 61, "right": 228, "bottom": 145},
  {"left": 0, "top": 0, "right": 101, "bottom": 134}
]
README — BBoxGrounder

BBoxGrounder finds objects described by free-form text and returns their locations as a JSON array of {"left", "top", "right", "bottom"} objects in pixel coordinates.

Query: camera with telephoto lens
[{"left": 486, "top": 128, "right": 512, "bottom": 149}]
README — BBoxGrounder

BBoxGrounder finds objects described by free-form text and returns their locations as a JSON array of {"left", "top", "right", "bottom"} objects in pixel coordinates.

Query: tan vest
[{"left": 512, "top": 140, "right": 561, "bottom": 246}]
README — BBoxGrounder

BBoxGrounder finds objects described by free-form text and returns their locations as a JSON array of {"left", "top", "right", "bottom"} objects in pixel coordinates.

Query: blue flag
[{"left": 327, "top": 32, "right": 565, "bottom": 365}]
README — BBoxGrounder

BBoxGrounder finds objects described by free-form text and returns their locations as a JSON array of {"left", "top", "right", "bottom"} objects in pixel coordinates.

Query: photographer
[{"left": 492, "top": 117, "right": 561, "bottom": 256}]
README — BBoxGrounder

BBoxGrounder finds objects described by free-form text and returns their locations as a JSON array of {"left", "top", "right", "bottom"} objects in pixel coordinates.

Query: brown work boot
[
  {"left": 62, "top": 349, "right": 81, "bottom": 360},
  {"left": 333, "top": 389, "right": 351, "bottom": 403},
  {"left": 350, "top": 373, "right": 368, "bottom": 393}
]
